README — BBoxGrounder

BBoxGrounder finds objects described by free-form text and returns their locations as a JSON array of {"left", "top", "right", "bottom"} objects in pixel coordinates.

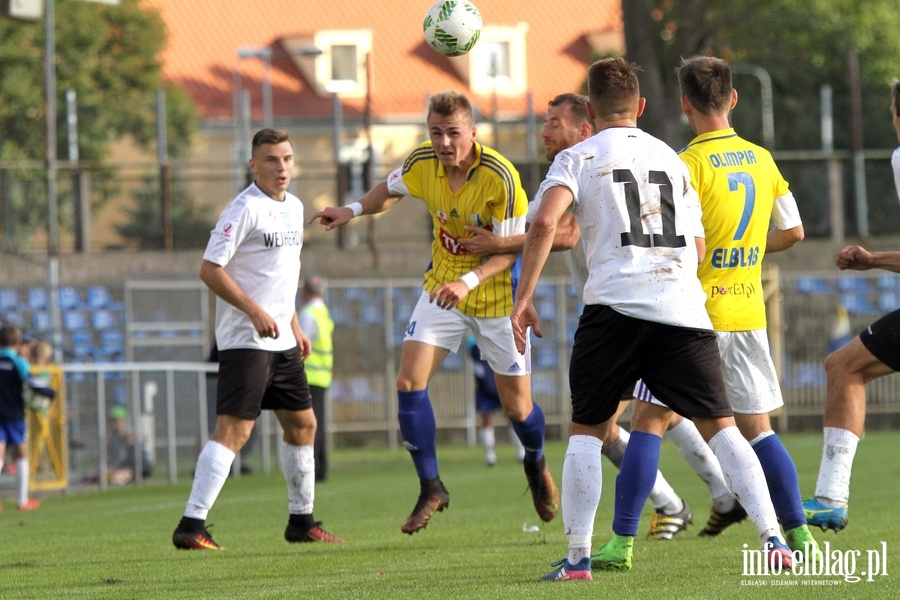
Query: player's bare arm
[
  {"left": 511, "top": 186, "right": 573, "bottom": 353},
  {"left": 837, "top": 245, "right": 900, "bottom": 273},
  {"left": 766, "top": 224, "right": 805, "bottom": 253},
  {"left": 199, "top": 259, "right": 279, "bottom": 339},
  {"left": 308, "top": 181, "right": 402, "bottom": 230},
  {"left": 460, "top": 213, "right": 580, "bottom": 257},
  {"left": 429, "top": 252, "right": 517, "bottom": 311}
]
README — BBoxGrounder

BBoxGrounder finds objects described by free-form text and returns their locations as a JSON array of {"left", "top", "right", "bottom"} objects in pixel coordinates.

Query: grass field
[{"left": 1, "top": 431, "right": 898, "bottom": 599}]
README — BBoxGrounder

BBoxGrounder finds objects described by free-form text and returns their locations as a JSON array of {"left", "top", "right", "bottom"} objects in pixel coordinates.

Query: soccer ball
[{"left": 423, "top": 0, "right": 482, "bottom": 57}]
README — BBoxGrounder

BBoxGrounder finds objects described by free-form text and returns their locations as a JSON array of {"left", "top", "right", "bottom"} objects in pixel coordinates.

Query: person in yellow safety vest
[{"left": 298, "top": 275, "right": 334, "bottom": 482}]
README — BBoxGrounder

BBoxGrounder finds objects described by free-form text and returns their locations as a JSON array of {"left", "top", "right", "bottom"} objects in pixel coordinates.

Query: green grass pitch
[{"left": 1, "top": 431, "right": 898, "bottom": 599}]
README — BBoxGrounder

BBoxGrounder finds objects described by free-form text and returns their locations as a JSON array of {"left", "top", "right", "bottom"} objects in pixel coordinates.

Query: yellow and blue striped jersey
[
  {"left": 389, "top": 141, "right": 527, "bottom": 317},
  {"left": 679, "top": 128, "right": 798, "bottom": 330}
]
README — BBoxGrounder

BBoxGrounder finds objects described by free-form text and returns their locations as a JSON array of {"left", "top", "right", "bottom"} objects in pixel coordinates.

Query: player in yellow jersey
[
  {"left": 310, "top": 90, "right": 559, "bottom": 535},
  {"left": 669, "top": 56, "right": 820, "bottom": 559}
]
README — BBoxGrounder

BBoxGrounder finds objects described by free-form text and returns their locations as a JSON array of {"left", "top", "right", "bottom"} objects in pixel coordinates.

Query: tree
[
  {"left": 622, "top": 1, "right": 900, "bottom": 149},
  {"left": 0, "top": 0, "right": 197, "bottom": 250},
  {"left": 114, "top": 173, "right": 212, "bottom": 250}
]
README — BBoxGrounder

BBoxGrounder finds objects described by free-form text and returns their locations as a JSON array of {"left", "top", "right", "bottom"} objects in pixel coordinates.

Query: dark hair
[
  {"left": 677, "top": 56, "right": 733, "bottom": 116},
  {"left": 587, "top": 58, "right": 641, "bottom": 120},
  {"left": 548, "top": 93, "right": 591, "bottom": 127},
  {"left": 0, "top": 324, "right": 21, "bottom": 347},
  {"left": 427, "top": 90, "right": 474, "bottom": 124},
  {"left": 251, "top": 128, "right": 291, "bottom": 156}
]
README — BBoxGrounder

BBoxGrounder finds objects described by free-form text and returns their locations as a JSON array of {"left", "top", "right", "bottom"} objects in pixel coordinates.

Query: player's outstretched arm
[
  {"left": 460, "top": 213, "right": 580, "bottom": 257},
  {"left": 308, "top": 181, "right": 402, "bottom": 231},
  {"left": 836, "top": 245, "right": 900, "bottom": 273}
]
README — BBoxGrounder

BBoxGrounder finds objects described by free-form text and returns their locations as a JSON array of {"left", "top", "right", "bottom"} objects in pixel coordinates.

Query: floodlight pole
[{"left": 44, "top": 0, "right": 63, "bottom": 361}]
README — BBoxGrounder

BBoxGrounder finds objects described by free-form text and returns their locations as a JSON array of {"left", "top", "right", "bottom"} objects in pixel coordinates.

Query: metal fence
[{"left": 22, "top": 268, "right": 900, "bottom": 493}]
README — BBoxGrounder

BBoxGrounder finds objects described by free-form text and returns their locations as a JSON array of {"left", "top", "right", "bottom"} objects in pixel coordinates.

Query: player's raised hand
[
  {"left": 308, "top": 206, "right": 353, "bottom": 231},
  {"left": 510, "top": 299, "right": 541, "bottom": 354},
  {"left": 836, "top": 245, "right": 873, "bottom": 271}
]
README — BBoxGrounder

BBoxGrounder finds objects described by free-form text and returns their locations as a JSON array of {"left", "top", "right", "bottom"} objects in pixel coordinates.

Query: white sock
[
  {"left": 184, "top": 441, "right": 235, "bottom": 520},
  {"left": 478, "top": 427, "right": 497, "bottom": 463},
  {"left": 562, "top": 435, "right": 603, "bottom": 564},
  {"left": 814, "top": 427, "right": 859, "bottom": 506},
  {"left": 708, "top": 426, "right": 782, "bottom": 548},
  {"left": 666, "top": 418, "right": 734, "bottom": 512},
  {"left": 282, "top": 441, "right": 315, "bottom": 515},
  {"left": 17, "top": 458, "right": 29, "bottom": 505},
  {"left": 648, "top": 471, "right": 680, "bottom": 512}
]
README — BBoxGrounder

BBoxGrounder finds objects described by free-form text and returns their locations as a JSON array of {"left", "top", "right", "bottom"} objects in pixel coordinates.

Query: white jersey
[
  {"left": 526, "top": 195, "right": 589, "bottom": 294},
  {"left": 893, "top": 147, "right": 900, "bottom": 205},
  {"left": 203, "top": 183, "right": 304, "bottom": 351},
  {"left": 536, "top": 127, "right": 711, "bottom": 330}
]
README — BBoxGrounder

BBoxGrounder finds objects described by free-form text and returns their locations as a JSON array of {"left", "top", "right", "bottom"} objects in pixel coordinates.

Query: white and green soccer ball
[{"left": 423, "top": 0, "right": 482, "bottom": 57}]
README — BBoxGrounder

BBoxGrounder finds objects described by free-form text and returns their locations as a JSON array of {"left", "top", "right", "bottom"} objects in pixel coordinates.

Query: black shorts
[
  {"left": 216, "top": 347, "right": 312, "bottom": 420},
  {"left": 859, "top": 309, "right": 900, "bottom": 371},
  {"left": 568, "top": 305, "right": 732, "bottom": 426}
]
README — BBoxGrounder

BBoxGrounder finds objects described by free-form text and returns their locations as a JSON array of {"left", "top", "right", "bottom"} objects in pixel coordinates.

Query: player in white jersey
[
  {"left": 511, "top": 58, "right": 792, "bottom": 581},
  {"left": 172, "top": 128, "right": 343, "bottom": 550},
  {"left": 463, "top": 93, "right": 730, "bottom": 541},
  {"left": 803, "top": 80, "right": 900, "bottom": 532}
]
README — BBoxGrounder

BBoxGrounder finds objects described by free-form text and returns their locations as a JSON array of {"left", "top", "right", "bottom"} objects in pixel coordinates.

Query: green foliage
[
  {"left": 623, "top": 1, "right": 900, "bottom": 149},
  {"left": 1, "top": 433, "right": 899, "bottom": 598},
  {"left": 0, "top": 0, "right": 197, "bottom": 247},
  {"left": 114, "top": 172, "right": 213, "bottom": 249}
]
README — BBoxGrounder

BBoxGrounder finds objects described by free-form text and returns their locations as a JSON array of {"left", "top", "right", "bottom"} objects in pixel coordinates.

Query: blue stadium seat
[
  {"left": 32, "top": 311, "right": 51, "bottom": 332},
  {"left": 63, "top": 310, "right": 89, "bottom": 331},
  {"left": 58, "top": 286, "right": 84, "bottom": 310},
  {"left": 537, "top": 299, "right": 556, "bottom": 321},
  {"left": 99, "top": 330, "right": 125, "bottom": 356},
  {"left": 3, "top": 311, "right": 24, "bottom": 327},
  {"left": 534, "top": 347, "right": 557, "bottom": 369},
  {"left": 0, "top": 288, "right": 20, "bottom": 311},
  {"left": 86, "top": 285, "right": 112, "bottom": 308},
  {"left": 795, "top": 276, "right": 832, "bottom": 295},
  {"left": 91, "top": 308, "right": 119, "bottom": 330},
  {"left": 27, "top": 287, "right": 49, "bottom": 311},
  {"left": 361, "top": 304, "right": 382, "bottom": 325},
  {"left": 878, "top": 292, "right": 900, "bottom": 313},
  {"left": 841, "top": 293, "right": 879, "bottom": 316},
  {"left": 836, "top": 277, "right": 872, "bottom": 293},
  {"left": 784, "top": 362, "right": 827, "bottom": 388},
  {"left": 533, "top": 283, "right": 556, "bottom": 299},
  {"left": 877, "top": 274, "right": 900, "bottom": 291}
]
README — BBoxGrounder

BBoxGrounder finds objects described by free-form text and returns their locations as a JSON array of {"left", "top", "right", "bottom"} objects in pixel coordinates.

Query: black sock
[
  {"left": 178, "top": 516, "right": 205, "bottom": 532},
  {"left": 289, "top": 513, "right": 316, "bottom": 530}
]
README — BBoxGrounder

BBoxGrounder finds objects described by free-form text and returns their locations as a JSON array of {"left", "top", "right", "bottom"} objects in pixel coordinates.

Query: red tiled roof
[{"left": 142, "top": 0, "right": 622, "bottom": 122}]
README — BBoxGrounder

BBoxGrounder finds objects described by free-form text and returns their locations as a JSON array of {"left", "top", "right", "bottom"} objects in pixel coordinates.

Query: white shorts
[
  {"left": 633, "top": 329, "right": 782, "bottom": 415},
  {"left": 716, "top": 329, "right": 783, "bottom": 414},
  {"left": 404, "top": 291, "right": 531, "bottom": 377}
]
